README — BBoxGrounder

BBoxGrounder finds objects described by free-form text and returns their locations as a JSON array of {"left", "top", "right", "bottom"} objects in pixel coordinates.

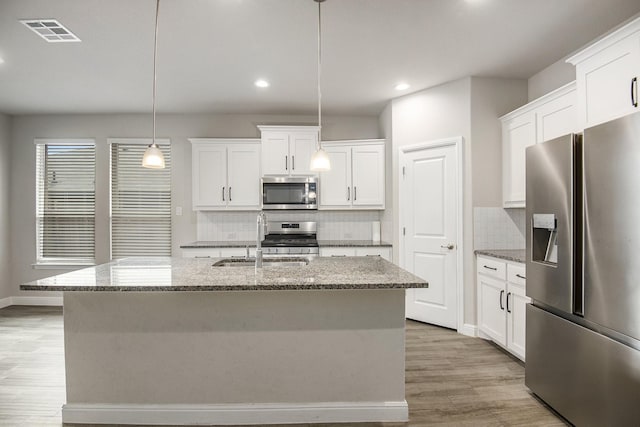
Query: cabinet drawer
[
  {"left": 507, "top": 263, "right": 526, "bottom": 286},
  {"left": 182, "top": 249, "right": 220, "bottom": 258},
  {"left": 477, "top": 256, "right": 507, "bottom": 280},
  {"left": 319, "top": 247, "right": 357, "bottom": 257}
]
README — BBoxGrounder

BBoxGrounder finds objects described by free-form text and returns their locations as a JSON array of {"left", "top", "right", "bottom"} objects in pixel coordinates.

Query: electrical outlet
[{"left": 175, "top": 206, "right": 183, "bottom": 216}]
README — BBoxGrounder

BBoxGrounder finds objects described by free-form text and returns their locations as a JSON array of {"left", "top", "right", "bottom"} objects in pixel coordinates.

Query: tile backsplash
[
  {"left": 197, "top": 211, "right": 381, "bottom": 241},
  {"left": 474, "top": 207, "right": 525, "bottom": 250}
]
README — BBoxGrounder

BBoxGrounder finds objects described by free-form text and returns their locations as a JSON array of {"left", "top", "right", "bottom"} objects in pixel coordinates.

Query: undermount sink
[{"left": 212, "top": 257, "right": 310, "bottom": 268}]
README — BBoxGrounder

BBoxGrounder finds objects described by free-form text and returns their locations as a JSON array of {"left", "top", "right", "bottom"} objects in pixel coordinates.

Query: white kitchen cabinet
[
  {"left": 258, "top": 126, "right": 319, "bottom": 176},
  {"left": 501, "top": 81, "right": 577, "bottom": 208},
  {"left": 477, "top": 255, "right": 529, "bottom": 361},
  {"left": 319, "top": 246, "right": 392, "bottom": 261},
  {"left": 190, "top": 139, "right": 261, "bottom": 211},
  {"left": 182, "top": 247, "right": 255, "bottom": 258},
  {"left": 567, "top": 18, "right": 640, "bottom": 129},
  {"left": 319, "top": 140, "right": 385, "bottom": 210}
]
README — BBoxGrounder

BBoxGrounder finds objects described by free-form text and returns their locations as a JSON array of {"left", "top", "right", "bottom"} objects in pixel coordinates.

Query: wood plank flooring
[{"left": 0, "top": 306, "right": 567, "bottom": 426}]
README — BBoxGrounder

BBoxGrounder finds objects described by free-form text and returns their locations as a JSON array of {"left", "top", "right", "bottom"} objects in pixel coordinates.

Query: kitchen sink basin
[{"left": 212, "top": 257, "right": 310, "bottom": 268}]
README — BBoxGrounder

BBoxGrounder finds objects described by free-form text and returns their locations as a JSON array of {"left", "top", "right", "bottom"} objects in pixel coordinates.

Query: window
[
  {"left": 35, "top": 139, "right": 96, "bottom": 264},
  {"left": 110, "top": 139, "right": 171, "bottom": 258}
]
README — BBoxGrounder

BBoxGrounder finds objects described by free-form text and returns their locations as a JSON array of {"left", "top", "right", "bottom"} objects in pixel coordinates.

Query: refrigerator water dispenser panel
[{"left": 532, "top": 214, "right": 558, "bottom": 265}]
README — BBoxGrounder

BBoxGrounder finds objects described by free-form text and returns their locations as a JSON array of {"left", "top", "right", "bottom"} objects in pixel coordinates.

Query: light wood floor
[{"left": 0, "top": 306, "right": 567, "bottom": 426}]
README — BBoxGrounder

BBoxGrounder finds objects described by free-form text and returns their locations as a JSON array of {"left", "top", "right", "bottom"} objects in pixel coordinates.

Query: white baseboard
[
  {"left": 10, "top": 296, "right": 63, "bottom": 306},
  {"left": 459, "top": 323, "right": 477, "bottom": 337},
  {"left": 0, "top": 297, "right": 11, "bottom": 309},
  {"left": 62, "top": 401, "right": 409, "bottom": 425}
]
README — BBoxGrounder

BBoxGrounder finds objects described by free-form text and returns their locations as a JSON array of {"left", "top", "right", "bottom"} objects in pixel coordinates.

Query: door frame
[{"left": 399, "top": 136, "right": 465, "bottom": 333}]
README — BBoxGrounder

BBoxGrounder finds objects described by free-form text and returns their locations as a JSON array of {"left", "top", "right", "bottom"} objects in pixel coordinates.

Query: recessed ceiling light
[
  {"left": 20, "top": 19, "right": 81, "bottom": 43},
  {"left": 395, "top": 83, "right": 410, "bottom": 91},
  {"left": 255, "top": 79, "right": 270, "bottom": 88}
]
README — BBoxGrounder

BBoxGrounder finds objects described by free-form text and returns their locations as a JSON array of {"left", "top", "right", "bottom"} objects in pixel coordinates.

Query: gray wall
[
  {"left": 387, "top": 76, "right": 527, "bottom": 327},
  {"left": 528, "top": 57, "right": 576, "bottom": 101},
  {"left": 0, "top": 114, "right": 11, "bottom": 300},
  {"left": 10, "top": 113, "right": 380, "bottom": 296}
]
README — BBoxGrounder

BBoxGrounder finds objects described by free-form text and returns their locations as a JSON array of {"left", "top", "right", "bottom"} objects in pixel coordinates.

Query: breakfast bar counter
[{"left": 22, "top": 257, "right": 427, "bottom": 426}]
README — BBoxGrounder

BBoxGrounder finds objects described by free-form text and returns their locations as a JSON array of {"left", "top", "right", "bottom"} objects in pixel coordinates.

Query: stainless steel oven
[{"left": 261, "top": 177, "right": 317, "bottom": 210}]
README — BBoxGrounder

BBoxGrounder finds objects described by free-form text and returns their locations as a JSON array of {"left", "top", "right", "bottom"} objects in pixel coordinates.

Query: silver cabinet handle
[
  {"left": 285, "top": 156, "right": 288, "bottom": 171},
  {"left": 222, "top": 187, "right": 225, "bottom": 201},
  {"left": 229, "top": 187, "right": 232, "bottom": 201},
  {"left": 331, "top": 255, "right": 347, "bottom": 257},
  {"left": 292, "top": 155, "right": 295, "bottom": 170},
  {"left": 194, "top": 256, "right": 211, "bottom": 259},
  {"left": 516, "top": 274, "right": 526, "bottom": 279},
  {"left": 483, "top": 265, "right": 497, "bottom": 271},
  {"left": 632, "top": 77, "right": 638, "bottom": 108},
  {"left": 365, "top": 254, "right": 381, "bottom": 257},
  {"left": 441, "top": 244, "right": 455, "bottom": 250},
  {"left": 347, "top": 187, "right": 350, "bottom": 201}
]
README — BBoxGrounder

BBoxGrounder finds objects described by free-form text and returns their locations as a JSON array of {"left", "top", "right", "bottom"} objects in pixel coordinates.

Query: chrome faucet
[{"left": 256, "top": 211, "right": 267, "bottom": 268}]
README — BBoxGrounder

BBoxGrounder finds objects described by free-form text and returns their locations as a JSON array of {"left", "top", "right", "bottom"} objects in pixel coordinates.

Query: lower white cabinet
[
  {"left": 319, "top": 246, "right": 392, "bottom": 262},
  {"left": 182, "top": 247, "right": 255, "bottom": 258},
  {"left": 477, "top": 255, "right": 529, "bottom": 360}
]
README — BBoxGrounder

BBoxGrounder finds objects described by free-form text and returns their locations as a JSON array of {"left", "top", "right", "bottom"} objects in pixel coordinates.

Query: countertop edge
[{"left": 474, "top": 249, "right": 525, "bottom": 264}]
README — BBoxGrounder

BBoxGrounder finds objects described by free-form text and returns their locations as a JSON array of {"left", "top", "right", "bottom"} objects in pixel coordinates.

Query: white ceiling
[{"left": 1, "top": 0, "right": 639, "bottom": 116}]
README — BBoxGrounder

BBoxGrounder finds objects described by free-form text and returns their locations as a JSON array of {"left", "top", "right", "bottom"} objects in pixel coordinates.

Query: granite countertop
[
  {"left": 21, "top": 256, "right": 427, "bottom": 292},
  {"left": 180, "top": 240, "right": 392, "bottom": 249},
  {"left": 475, "top": 249, "right": 526, "bottom": 263}
]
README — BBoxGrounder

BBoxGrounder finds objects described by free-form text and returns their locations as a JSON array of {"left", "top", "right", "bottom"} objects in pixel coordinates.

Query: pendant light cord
[
  {"left": 317, "top": 0, "right": 322, "bottom": 147},
  {"left": 152, "top": 0, "right": 159, "bottom": 147}
]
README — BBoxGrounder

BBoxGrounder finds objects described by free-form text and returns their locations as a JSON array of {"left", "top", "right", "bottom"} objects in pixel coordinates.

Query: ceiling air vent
[{"left": 20, "top": 19, "right": 81, "bottom": 43}]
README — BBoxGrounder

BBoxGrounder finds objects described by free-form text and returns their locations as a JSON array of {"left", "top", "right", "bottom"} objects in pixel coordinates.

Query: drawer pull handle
[
  {"left": 515, "top": 274, "right": 526, "bottom": 279},
  {"left": 632, "top": 77, "right": 638, "bottom": 108},
  {"left": 500, "top": 290, "right": 505, "bottom": 310},
  {"left": 483, "top": 265, "right": 498, "bottom": 271},
  {"left": 194, "top": 256, "right": 211, "bottom": 259},
  {"left": 331, "top": 255, "right": 347, "bottom": 257},
  {"left": 365, "top": 254, "right": 381, "bottom": 257}
]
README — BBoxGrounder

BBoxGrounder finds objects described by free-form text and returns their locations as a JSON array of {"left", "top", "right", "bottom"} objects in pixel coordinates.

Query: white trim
[
  {"left": 10, "top": 296, "right": 63, "bottom": 306},
  {"left": 107, "top": 138, "right": 170, "bottom": 146},
  {"left": 566, "top": 16, "right": 640, "bottom": 65},
  {"left": 399, "top": 136, "right": 465, "bottom": 334},
  {"left": 34, "top": 138, "right": 95, "bottom": 146},
  {"left": 0, "top": 297, "right": 11, "bottom": 309},
  {"left": 321, "top": 138, "right": 386, "bottom": 147},
  {"left": 459, "top": 323, "right": 478, "bottom": 338},
  {"left": 62, "top": 401, "right": 408, "bottom": 425},
  {"left": 499, "top": 80, "right": 577, "bottom": 121},
  {"left": 188, "top": 138, "right": 260, "bottom": 145},
  {"left": 257, "top": 125, "right": 320, "bottom": 133}
]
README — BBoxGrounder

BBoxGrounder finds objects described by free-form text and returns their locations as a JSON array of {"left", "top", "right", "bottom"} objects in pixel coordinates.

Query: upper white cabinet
[
  {"left": 258, "top": 126, "right": 319, "bottom": 176},
  {"left": 190, "top": 139, "right": 261, "bottom": 211},
  {"left": 501, "top": 82, "right": 577, "bottom": 208},
  {"left": 319, "top": 140, "right": 385, "bottom": 210},
  {"left": 567, "top": 17, "right": 640, "bottom": 129}
]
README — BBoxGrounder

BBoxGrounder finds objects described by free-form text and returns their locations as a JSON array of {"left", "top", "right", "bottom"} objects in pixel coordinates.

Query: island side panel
[{"left": 63, "top": 290, "right": 406, "bottom": 406}]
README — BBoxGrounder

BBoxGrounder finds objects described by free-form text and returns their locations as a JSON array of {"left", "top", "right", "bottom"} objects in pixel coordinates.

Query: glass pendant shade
[
  {"left": 310, "top": 147, "right": 330, "bottom": 171},
  {"left": 142, "top": 143, "right": 165, "bottom": 169}
]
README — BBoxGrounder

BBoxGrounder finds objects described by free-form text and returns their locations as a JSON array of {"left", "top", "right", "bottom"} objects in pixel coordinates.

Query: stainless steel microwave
[{"left": 261, "top": 177, "right": 318, "bottom": 210}]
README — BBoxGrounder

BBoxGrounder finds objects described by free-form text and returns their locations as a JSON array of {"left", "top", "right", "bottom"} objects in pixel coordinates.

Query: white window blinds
[
  {"left": 35, "top": 141, "right": 96, "bottom": 263},
  {"left": 110, "top": 140, "right": 171, "bottom": 258}
]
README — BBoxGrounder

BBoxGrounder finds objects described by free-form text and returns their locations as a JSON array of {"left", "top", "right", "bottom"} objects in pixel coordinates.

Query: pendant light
[
  {"left": 309, "top": 0, "right": 331, "bottom": 172},
  {"left": 142, "top": 0, "right": 166, "bottom": 169}
]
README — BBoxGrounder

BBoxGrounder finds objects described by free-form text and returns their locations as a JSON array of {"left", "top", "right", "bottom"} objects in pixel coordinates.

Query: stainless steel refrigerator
[{"left": 525, "top": 112, "right": 640, "bottom": 426}]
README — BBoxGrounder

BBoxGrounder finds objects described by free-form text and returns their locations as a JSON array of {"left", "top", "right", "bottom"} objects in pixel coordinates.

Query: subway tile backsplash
[
  {"left": 197, "top": 211, "right": 381, "bottom": 241},
  {"left": 474, "top": 207, "right": 525, "bottom": 250}
]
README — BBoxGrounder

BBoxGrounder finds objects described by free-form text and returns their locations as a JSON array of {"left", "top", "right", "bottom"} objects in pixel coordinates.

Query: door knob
[{"left": 440, "top": 244, "right": 455, "bottom": 250}]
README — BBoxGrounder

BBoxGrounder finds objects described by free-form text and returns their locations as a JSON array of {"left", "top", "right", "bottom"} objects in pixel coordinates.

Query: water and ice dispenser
[{"left": 532, "top": 214, "right": 558, "bottom": 265}]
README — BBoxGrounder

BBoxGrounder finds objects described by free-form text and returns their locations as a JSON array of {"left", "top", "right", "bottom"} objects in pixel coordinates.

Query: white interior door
[{"left": 402, "top": 141, "right": 460, "bottom": 329}]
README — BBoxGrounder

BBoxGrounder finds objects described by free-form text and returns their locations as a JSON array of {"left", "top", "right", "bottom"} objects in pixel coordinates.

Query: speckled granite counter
[
  {"left": 21, "top": 256, "right": 427, "bottom": 292},
  {"left": 317, "top": 240, "right": 392, "bottom": 247},
  {"left": 475, "top": 249, "right": 526, "bottom": 263},
  {"left": 180, "top": 240, "right": 392, "bottom": 248}
]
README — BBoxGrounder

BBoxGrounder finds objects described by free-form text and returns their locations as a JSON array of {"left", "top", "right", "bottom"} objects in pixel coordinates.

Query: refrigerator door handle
[{"left": 500, "top": 290, "right": 505, "bottom": 311}]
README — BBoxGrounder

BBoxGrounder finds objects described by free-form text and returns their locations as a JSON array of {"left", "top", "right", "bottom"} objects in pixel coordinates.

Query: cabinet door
[
  {"left": 227, "top": 144, "right": 261, "bottom": 210},
  {"left": 352, "top": 144, "right": 385, "bottom": 208},
  {"left": 356, "top": 247, "right": 392, "bottom": 261},
  {"left": 477, "top": 273, "right": 507, "bottom": 346},
  {"left": 290, "top": 132, "right": 318, "bottom": 176},
  {"left": 507, "top": 282, "right": 529, "bottom": 361},
  {"left": 261, "top": 132, "right": 290, "bottom": 176},
  {"left": 576, "top": 34, "right": 640, "bottom": 128},
  {"left": 536, "top": 88, "right": 578, "bottom": 143},
  {"left": 192, "top": 144, "right": 227, "bottom": 210},
  {"left": 503, "top": 111, "right": 536, "bottom": 208},
  {"left": 319, "top": 146, "right": 352, "bottom": 208}
]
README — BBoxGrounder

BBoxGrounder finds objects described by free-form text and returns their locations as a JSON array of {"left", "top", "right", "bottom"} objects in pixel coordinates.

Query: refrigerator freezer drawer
[{"left": 526, "top": 304, "right": 640, "bottom": 427}]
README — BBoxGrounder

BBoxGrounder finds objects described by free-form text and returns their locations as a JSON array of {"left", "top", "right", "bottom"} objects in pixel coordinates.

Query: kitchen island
[{"left": 22, "top": 256, "right": 427, "bottom": 425}]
